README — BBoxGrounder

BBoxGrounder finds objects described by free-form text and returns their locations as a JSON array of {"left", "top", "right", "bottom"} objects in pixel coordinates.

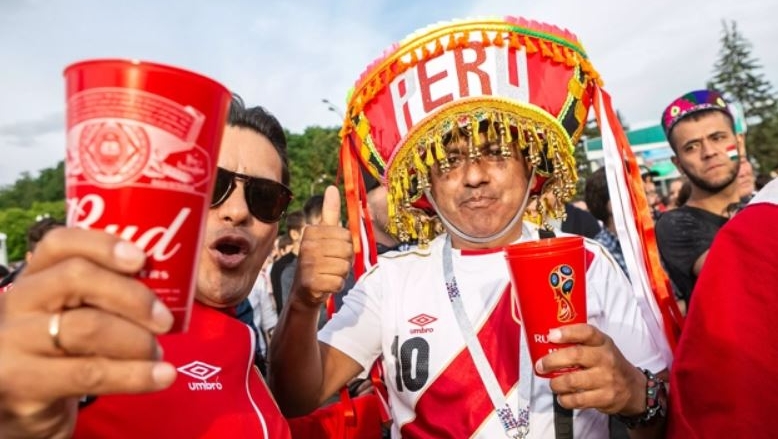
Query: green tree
[
  {"left": 0, "top": 161, "right": 65, "bottom": 209},
  {"left": 708, "top": 20, "right": 778, "bottom": 171},
  {"left": 0, "top": 201, "right": 65, "bottom": 262},
  {"left": 285, "top": 126, "right": 341, "bottom": 213},
  {"left": 574, "top": 135, "right": 593, "bottom": 200},
  {"left": 0, "top": 160, "right": 67, "bottom": 262},
  {"left": 575, "top": 112, "right": 630, "bottom": 199}
]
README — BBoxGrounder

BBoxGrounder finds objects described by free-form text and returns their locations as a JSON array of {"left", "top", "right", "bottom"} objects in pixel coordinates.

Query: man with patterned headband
[
  {"left": 270, "top": 17, "right": 668, "bottom": 438},
  {"left": 654, "top": 89, "right": 742, "bottom": 307}
]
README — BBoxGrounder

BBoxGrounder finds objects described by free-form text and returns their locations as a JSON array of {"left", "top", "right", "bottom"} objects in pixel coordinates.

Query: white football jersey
[{"left": 319, "top": 222, "right": 666, "bottom": 438}]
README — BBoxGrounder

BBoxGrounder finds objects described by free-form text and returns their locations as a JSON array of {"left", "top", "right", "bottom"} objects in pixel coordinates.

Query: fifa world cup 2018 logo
[{"left": 549, "top": 264, "right": 577, "bottom": 323}]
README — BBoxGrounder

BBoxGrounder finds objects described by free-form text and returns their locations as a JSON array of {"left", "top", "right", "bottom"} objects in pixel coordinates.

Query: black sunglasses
[{"left": 211, "top": 167, "right": 293, "bottom": 223}]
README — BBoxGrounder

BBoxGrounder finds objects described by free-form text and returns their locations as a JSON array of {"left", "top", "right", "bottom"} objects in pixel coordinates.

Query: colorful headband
[
  {"left": 661, "top": 89, "right": 732, "bottom": 138},
  {"left": 340, "top": 16, "right": 601, "bottom": 247}
]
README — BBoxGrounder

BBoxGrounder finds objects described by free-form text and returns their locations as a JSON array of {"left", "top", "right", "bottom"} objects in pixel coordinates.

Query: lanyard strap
[
  {"left": 443, "top": 236, "right": 529, "bottom": 439},
  {"left": 537, "top": 228, "right": 574, "bottom": 439}
]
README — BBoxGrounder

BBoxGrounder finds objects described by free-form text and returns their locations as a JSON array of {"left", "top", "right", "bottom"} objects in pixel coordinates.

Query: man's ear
[
  {"left": 289, "top": 229, "right": 301, "bottom": 241},
  {"left": 736, "top": 133, "right": 747, "bottom": 156},
  {"left": 671, "top": 156, "right": 681, "bottom": 174}
]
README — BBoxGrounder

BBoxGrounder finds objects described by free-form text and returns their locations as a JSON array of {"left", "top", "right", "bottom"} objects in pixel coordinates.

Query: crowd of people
[{"left": 0, "top": 14, "right": 776, "bottom": 439}]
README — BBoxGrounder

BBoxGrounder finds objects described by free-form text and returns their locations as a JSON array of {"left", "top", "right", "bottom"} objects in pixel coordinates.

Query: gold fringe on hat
[{"left": 383, "top": 98, "right": 578, "bottom": 246}]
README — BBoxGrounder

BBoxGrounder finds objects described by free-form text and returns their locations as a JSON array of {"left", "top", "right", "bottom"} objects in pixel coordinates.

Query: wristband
[{"left": 616, "top": 368, "right": 667, "bottom": 429}]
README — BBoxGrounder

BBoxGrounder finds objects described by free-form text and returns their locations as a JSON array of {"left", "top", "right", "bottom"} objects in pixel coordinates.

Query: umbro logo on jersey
[
  {"left": 177, "top": 360, "right": 223, "bottom": 391},
  {"left": 408, "top": 313, "right": 437, "bottom": 334}
]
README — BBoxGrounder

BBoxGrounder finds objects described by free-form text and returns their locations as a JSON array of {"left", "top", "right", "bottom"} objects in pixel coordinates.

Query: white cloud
[{"left": 0, "top": 112, "right": 62, "bottom": 146}]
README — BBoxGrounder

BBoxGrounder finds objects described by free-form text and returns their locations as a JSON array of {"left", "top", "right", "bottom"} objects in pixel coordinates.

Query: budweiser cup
[
  {"left": 504, "top": 236, "right": 587, "bottom": 377},
  {"left": 64, "top": 59, "right": 232, "bottom": 332}
]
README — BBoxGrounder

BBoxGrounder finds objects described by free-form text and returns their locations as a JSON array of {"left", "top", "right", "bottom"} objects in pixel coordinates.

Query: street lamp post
[
  {"left": 310, "top": 173, "right": 328, "bottom": 195},
  {"left": 321, "top": 98, "right": 345, "bottom": 120},
  {"left": 315, "top": 99, "right": 341, "bottom": 197}
]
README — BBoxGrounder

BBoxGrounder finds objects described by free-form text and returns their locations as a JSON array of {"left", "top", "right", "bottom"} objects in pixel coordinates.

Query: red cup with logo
[
  {"left": 504, "top": 236, "right": 587, "bottom": 377},
  {"left": 64, "top": 59, "right": 232, "bottom": 332}
]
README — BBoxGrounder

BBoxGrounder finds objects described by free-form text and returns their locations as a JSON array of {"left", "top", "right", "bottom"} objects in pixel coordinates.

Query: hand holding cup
[
  {"left": 64, "top": 59, "right": 232, "bottom": 332},
  {"left": 0, "top": 229, "right": 177, "bottom": 439}
]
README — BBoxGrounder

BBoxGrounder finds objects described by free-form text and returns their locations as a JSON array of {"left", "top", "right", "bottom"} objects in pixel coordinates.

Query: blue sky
[{"left": 1, "top": 0, "right": 776, "bottom": 186}]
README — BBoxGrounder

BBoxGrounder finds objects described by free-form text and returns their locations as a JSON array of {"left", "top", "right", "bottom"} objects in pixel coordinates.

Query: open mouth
[
  {"left": 216, "top": 240, "right": 246, "bottom": 255},
  {"left": 210, "top": 236, "right": 251, "bottom": 268}
]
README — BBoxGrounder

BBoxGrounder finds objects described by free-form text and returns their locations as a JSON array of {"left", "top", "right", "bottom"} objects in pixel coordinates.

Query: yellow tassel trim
[
  {"left": 481, "top": 31, "right": 491, "bottom": 47},
  {"left": 493, "top": 32, "right": 505, "bottom": 47},
  {"left": 540, "top": 40, "right": 553, "bottom": 59},
  {"left": 446, "top": 34, "right": 457, "bottom": 50},
  {"left": 457, "top": 31, "right": 470, "bottom": 48},
  {"left": 433, "top": 38, "right": 444, "bottom": 56},
  {"left": 421, "top": 44, "right": 430, "bottom": 60},
  {"left": 524, "top": 36, "right": 538, "bottom": 53},
  {"left": 486, "top": 112, "right": 498, "bottom": 143},
  {"left": 409, "top": 49, "right": 419, "bottom": 67},
  {"left": 565, "top": 48, "right": 578, "bottom": 67},
  {"left": 509, "top": 32, "right": 521, "bottom": 49},
  {"left": 383, "top": 98, "right": 577, "bottom": 247},
  {"left": 552, "top": 43, "right": 566, "bottom": 63}
]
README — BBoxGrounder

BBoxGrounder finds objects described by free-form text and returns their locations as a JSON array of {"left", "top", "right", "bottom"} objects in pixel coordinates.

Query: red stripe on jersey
[
  {"left": 586, "top": 247, "right": 594, "bottom": 270},
  {"left": 401, "top": 286, "right": 519, "bottom": 437}
]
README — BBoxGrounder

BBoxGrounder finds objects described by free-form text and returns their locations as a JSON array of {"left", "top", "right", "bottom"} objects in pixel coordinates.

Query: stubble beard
[{"left": 681, "top": 160, "right": 740, "bottom": 194}]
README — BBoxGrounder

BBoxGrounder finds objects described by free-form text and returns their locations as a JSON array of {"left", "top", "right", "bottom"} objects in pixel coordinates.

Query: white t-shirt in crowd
[{"left": 248, "top": 266, "right": 277, "bottom": 358}]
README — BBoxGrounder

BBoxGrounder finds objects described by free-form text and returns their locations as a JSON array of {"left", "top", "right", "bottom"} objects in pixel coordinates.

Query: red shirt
[
  {"left": 668, "top": 198, "right": 778, "bottom": 438},
  {"left": 74, "top": 300, "right": 291, "bottom": 439}
]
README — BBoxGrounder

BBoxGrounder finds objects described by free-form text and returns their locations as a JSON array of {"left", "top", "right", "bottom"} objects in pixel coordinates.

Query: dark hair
[
  {"left": 362, "top": 167, "right": 381, "bottom": 192},
  {"left": 227, "top": 94, "right": 290, "bottom": 186},
  {"left": 668, "top": 109, "right": 735, "bottom": 152},
  {"left": 584, "top": 167, "right": 610, "bottom": 223},
  {"left": 303, "top": 195, "right": 324, "bottom": 225},
  {"left": 284, "top": 210, "right": 306, "bottom": 233},
  {"left": 27, "top": 217, "right": 64, "bottom": 253},
  {"left": 756, "top": 174, "right": 773, "bottom": 191},
  {"left": 677, "top": 180, "right": 692, "bottom": 206},
  {"left": 277, "top": 233, "right": 293, "bottom": 250}
]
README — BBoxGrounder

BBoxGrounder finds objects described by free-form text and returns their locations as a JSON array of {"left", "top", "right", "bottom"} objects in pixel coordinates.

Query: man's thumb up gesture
[{"left": 291, "top": 186, "right": 354, "bottom": 309}]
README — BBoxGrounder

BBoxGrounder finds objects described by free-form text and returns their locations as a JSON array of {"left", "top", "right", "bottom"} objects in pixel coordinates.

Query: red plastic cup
[
  {"left": 504, "top": 236, "right": 587, "bottom": 377},
  {"left": 64, "top": 59, "right": 232, "bottom": 332}
]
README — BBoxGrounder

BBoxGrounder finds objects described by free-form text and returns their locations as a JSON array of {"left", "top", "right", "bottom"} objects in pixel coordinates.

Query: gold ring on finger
[{"left": 48, "top": 311, "right": 66, "bottom": 353}]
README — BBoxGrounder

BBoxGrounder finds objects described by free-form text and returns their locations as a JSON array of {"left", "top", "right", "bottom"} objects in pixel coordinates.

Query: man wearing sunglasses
[{"left": 0, "top": 95, "right": 295, "bottom": 439}]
